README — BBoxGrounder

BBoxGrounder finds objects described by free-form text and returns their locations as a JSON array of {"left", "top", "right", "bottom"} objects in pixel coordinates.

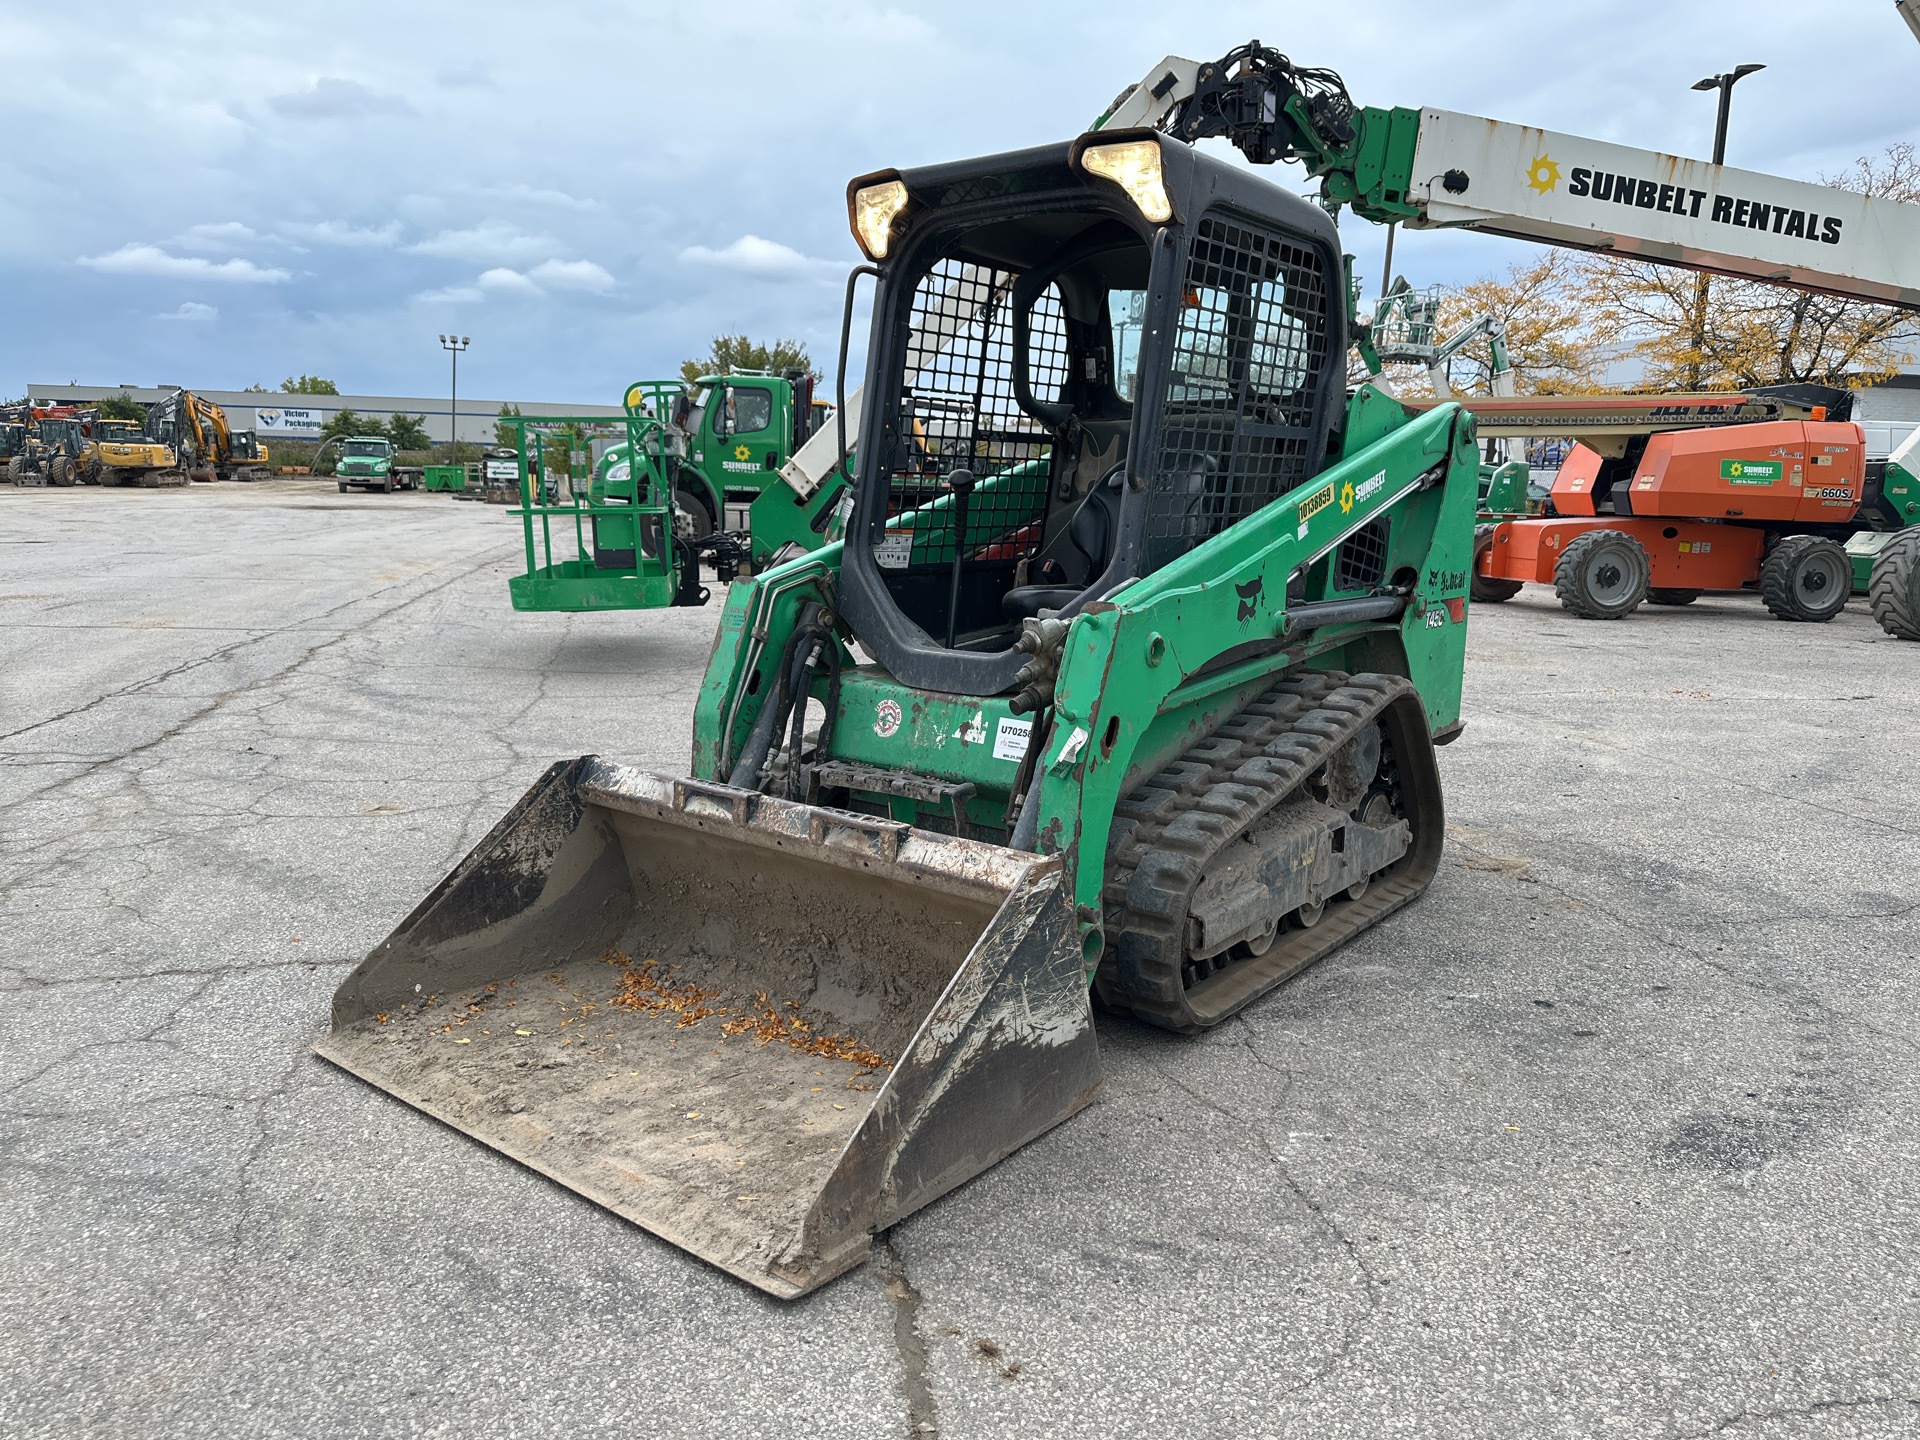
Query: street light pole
[
  {"left": 1686, "top": 63, "right": 1764, "bottom": 389},
  {"left": 438, "top": 334, "right": 470, "bottom": 462}
]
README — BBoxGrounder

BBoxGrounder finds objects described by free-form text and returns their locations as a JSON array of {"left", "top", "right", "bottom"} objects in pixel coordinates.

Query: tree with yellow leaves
[
  {"left": 1363, "top": 250, "right": 1604, "bottom": 396},
  {"left": 1575, "top": 144, "right": 1920, "bottom": 390}
]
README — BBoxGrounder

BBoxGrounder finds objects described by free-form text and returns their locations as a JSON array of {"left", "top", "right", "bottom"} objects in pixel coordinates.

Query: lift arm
[{"left": 1096, "top": 42, "right": 1920, "bottom": 310}]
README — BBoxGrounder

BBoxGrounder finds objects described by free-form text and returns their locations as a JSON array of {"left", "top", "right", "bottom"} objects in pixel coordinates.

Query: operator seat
[
  {"left": 1001, "top": 466, "right": 1125, "bottom": 619},
  {"left": 999, "top": 454, "right": 1219, "bottom": 620}
]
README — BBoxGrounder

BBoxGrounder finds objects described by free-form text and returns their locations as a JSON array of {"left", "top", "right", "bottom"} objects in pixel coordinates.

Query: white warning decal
[{"left": 993, "top": 715, "right": 1032, "bottom": 762}]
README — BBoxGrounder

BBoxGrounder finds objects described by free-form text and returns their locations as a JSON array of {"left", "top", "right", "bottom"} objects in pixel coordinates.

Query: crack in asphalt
[
  {"left": 877, "top": 1235, "right": 939, "bottom": 1439},
  {"left": 1444, "top": 830, "right": 1920, "bottom": 1061},
  {"left": 0, "top": 537, "right": 517, "bottom": 819},
  {"left": 1139, "top": 1046, "right": 1383, "bottom": 1401},
  {"left": 1670, "top": 1391, "right": 1915, "bottom": 1437}
]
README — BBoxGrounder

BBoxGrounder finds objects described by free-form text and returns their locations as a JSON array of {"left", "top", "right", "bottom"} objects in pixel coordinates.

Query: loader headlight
[
  {"left": 850, "top": 179, "right": 910, "bottom": 261},
  {"left": 1076, "top": 138, "right": 1172, "bottom": 223}
]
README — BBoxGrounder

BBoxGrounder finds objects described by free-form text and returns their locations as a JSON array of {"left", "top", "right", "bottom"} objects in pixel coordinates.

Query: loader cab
[{"left": 838, "top": 135, "right": 1346, "bottom": 698}]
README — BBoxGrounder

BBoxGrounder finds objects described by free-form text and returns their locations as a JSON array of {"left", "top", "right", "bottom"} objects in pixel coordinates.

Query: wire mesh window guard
[
  {"left": 1333, "top": 517, "right": 1390, "bottom": 591},
  {"left": 1148, "top": 214, "right": 1329, "bottom": 568},
  {"left": 877, "top": 258, "right": 1068, "bottom": 570}
]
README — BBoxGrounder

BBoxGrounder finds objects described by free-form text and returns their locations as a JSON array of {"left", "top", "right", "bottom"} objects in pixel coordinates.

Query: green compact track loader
[{"left": 318, "top": 130, "right": 1481, "bottom": 1297}]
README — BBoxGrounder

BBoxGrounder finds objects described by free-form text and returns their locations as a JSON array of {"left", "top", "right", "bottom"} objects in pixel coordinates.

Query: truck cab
[
  {"left": 680, "top": 371, "right": 829, "bottom": 510},
  {"left": 334, "top": 437, "right": 419, "bottom": 493}
]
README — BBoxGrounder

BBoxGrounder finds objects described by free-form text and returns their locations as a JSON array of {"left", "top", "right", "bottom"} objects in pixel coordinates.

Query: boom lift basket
[{"left": 317, "top": 758, "right": 1100, "bottom": 1298}]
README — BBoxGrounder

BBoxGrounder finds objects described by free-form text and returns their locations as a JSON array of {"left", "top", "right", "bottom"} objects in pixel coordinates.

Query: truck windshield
[
  {"left": 731, "top": 388, "right": 773, "bottom": 434},
  {"left": 343, "top": 441, "right": 389, "bottom": 457}
]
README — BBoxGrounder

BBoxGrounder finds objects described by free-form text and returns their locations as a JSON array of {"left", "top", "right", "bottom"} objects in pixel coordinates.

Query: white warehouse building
[{"left": 24, "top": 383, "right": 627, "bottom": 444}]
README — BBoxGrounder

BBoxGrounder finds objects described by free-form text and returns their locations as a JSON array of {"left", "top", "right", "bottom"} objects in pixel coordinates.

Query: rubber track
[
  {"left": 1097, "top": 669, "right": 1437, "bottom": 1034},
  {"left": 1868, "top": 528, "right": 1920, "bottom": 640}
]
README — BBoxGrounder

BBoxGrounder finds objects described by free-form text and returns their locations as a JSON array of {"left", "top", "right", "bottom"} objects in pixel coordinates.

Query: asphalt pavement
[{"left": 3, "top": 480, "right": 1916, "bottom": 1438}]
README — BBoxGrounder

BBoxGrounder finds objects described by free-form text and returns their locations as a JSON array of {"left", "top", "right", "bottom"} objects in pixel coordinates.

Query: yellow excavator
[
  {"left": 146, "top": 389, "right": 271, "bottom": 482},
  {"left": 84, "top": 419, "right": 181, "bottom": 487}
]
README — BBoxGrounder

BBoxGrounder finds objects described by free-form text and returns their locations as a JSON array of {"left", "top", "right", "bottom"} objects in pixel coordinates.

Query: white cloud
[
  {"left": 414, "top": 285, "right": 484, "bottom": 304},
  {"left": 528, "top": 258, "right": 614, "bottom": 292},
  {"left": 283, "top": 220, "right": 401, "bottom": 248},
  {"left": 175, "top": 222, "right": 258, "bottom": 253},
  {"left": 478, "top": 267, "right": 541, "bottom": 294},
  {"left": 409, "top": 223, "right": 555, "bottom": 263},
  {"left": 155, "top": 301, "right": 218, "bottom": 322},
  {"left": 679, "top": 234, "right": 834, "bottom": 279},
  {"left": 79, "top": 244, "right": 290, "bottom": 284},
  {"left": 268, "top": 77, "right": 413, "bottom": 118},
  {"left": 470, "top": 181, "right": 601, "bottom": 213}
]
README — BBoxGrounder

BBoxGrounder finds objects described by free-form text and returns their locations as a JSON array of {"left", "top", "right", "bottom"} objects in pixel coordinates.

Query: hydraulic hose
[{"left": 726, "top": 601, "right": 825, "bottom": 791}]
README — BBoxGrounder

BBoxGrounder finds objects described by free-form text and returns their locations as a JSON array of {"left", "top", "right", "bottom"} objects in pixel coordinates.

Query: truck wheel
[
  {"left": 674, "top": 487, "right": 716, "bottom": 540},
  {"left": 1470, "top": 524, "right": 1523, "bottom": 603},
  {"left": 382, "top": 476, "right": 394, "bottom": 493},
  {"left": 1760, "top": 535, "right": 1850, "bottom": 622},
  {"left": 50, "top": 456, "right": 75, "bottom": 486},
  {"left": 1647, "top": 588, "right": 1702, "bottom": 606},
  {"left": 6, "top": 455, "right": 23, "bottom": 483},
  {"left": 338, "top": 481, "right": 349, "bottom": 493},
  {"left": 1553, "top": 529, "right": 1649, "bottom": 619},
  {"left": 1868, "top": 526, "right": 1920, "bottom": 640}
]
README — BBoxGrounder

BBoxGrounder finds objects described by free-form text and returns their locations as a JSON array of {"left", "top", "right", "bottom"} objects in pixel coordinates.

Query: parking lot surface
[{"left": 3, "top": 481, "right": 1916, "bottom": 1438}]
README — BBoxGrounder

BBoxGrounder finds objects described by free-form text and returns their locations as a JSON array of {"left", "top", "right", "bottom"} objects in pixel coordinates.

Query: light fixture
[
  {"left": 850, "top": 179, "right": 910, "bottom": 261},
  {"left": 1077, "top": 138, "right": 1172, "bottom": 223}
]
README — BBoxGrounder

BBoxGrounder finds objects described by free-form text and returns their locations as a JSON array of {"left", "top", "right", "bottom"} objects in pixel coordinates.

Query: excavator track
[{"left": 1097, "top": 669, "right": 1445, "bottom": 1034}]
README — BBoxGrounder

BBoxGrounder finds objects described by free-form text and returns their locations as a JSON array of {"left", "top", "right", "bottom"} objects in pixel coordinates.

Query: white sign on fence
[{"left": 254, "top": 406, "right": 323, "bottom": 438}]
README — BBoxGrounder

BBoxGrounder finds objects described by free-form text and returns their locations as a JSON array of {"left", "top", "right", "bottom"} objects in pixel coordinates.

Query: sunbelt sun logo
[
  {"left": 1722, "top": 459, "right": 1781, "bottom": 484},
  {"left": 1525, "top": 154, "right": 1561, "bottom": 194}
]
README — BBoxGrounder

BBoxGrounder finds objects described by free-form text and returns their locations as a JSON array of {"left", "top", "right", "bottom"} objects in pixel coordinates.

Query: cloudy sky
[{"left": 5, "top": 1, "right": 1915, "bottom": 404}]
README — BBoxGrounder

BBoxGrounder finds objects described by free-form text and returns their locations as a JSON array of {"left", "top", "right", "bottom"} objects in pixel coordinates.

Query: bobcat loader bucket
[{"left": 316, "top": 757, "right": 1099, "bottom": 1298}]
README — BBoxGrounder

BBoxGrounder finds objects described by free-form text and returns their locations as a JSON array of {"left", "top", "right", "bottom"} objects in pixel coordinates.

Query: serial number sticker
[
  {"left": 1297, "top": 483, "right": 1336, "bottom": 522},
  {"left": 873, "top": 531, "right": 913, "bottom": 569},
  {"left": 1426, "top": 609, "right": 1446, "bottom": 628},
  {"left": 993, "top": 715, "right": 1032, "bottom": 763}
]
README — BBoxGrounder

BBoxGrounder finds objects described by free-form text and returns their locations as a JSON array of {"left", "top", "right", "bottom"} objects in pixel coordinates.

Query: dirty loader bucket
[{"left": 316, "top": 759, "right": 1099, "bottom": 1298}]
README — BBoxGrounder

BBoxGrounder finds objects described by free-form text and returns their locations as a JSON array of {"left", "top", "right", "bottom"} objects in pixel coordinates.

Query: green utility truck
[
  {"left": 331, "top": 437, "right": 423, "bottom": 493},
  {"left": 593, "top": 370, "right": 834, "bottom": 556}
]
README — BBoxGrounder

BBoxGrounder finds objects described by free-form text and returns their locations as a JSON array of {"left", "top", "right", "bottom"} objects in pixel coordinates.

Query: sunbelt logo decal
[
  {"left": 722, "top": 441, "right": 758, "bottom": 474},
  {"left": 1535, "top": 151, "right": 1846, "bottom": 247},
  {"left": 1722, "top": 459, "right": 1781, "bottom": 484}
]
